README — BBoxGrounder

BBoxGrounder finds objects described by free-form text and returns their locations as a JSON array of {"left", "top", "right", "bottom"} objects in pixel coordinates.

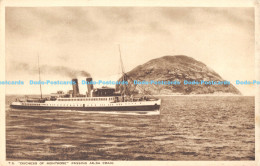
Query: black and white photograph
[{"left": 1, "top": 1, "right": 259, "bottom": 165}]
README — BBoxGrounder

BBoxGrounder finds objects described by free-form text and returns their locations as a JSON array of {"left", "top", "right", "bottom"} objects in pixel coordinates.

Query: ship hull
[{"left": 10, "top": 105, "right": 160, "bottom": 111}]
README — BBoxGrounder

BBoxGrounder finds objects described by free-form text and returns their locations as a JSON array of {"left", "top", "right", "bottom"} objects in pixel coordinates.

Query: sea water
[{"left": 5, "top": 95, "right": 255, "bottom": 160}]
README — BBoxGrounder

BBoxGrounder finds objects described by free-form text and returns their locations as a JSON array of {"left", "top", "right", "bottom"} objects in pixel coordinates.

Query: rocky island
[{"left": 116, "top": 55, "right": 241, "bottom": 95}]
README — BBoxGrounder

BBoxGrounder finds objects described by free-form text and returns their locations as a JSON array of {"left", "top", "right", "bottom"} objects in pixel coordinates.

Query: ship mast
[
  {"left": 38, "top": 55, "right": 43, "bottom": 99},
  {"left": 118, "top": 45, "right": 126, "bottom": 96},
  {"left": 117, "top": 45, "right": 157, "bottom": 99},
  {"left": 118, "top": 45, "right": 125, "bottom": 74}
]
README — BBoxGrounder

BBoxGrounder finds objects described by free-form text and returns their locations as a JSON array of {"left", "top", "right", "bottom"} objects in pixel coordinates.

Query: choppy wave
[{"left": 5, "top": 96, "right": 255, "bottom": 160}]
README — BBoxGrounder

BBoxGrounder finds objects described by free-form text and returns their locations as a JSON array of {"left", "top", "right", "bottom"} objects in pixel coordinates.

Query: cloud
[
  {"left": 5, "top": 7, "right": 255, "bottom": 95},
  {"left": 7, "top": 61, "right": 91, "bottom": 78}
]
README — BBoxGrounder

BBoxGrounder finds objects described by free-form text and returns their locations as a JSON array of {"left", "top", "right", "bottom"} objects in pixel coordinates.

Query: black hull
[{"left": 10, "top": 105, "right": 160, "bottom": 111}]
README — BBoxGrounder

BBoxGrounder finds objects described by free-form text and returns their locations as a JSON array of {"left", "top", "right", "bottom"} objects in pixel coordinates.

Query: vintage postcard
[{"left": 0, "top": 0, "right": 259, "bottom": 166}]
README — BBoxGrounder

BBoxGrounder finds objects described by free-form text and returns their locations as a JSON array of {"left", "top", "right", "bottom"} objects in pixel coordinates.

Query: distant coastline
[{"left": 154, "top": 94, "right": 250, "bottom": 97}]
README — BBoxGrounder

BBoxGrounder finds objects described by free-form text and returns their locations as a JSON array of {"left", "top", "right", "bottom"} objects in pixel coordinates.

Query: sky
[{"left": 5, "top": 7, "right": 255, "bottom": 95}]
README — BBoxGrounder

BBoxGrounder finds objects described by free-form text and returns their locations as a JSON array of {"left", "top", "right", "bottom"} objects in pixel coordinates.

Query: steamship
[
  {"left": 10, "top": 47, "right": 161, "bottom": 112},
  {"left": 10, "top": 77, "right": 161, "bottom": 111}
]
